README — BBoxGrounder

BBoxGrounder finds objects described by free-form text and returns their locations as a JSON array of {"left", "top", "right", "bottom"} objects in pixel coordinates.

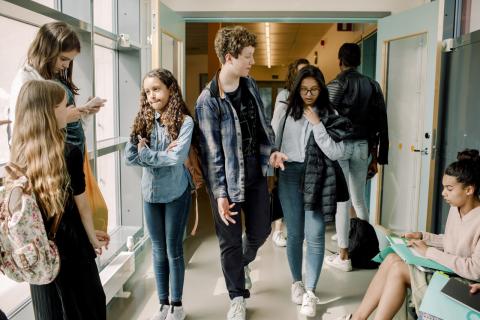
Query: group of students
[
  {"left": 1, "top": 21, "right": 480, "bottom": 320},
  {"left": 4, "top": 22, "right": 110, "bottom": 320}
]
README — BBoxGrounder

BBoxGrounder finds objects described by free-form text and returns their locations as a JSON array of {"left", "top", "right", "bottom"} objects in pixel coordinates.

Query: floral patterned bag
[{"left": 0, "top": 175, "right": 60, "bottom": 285}]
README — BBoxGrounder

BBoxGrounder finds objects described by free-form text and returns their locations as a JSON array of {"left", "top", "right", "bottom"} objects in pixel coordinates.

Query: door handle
[{"left": 411, "top": 146, "right": 429, "bottom": 155}]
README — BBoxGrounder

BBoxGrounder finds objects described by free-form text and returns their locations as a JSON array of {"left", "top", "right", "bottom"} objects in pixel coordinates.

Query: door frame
[
  {"left": 164, "top": 1, "right": 445, "bottom": 231},
  {"left": 373, "top": 1, "right": 445, "bottom": 232}
]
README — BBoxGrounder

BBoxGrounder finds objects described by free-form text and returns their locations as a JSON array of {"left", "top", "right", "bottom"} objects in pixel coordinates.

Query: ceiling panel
[{"left": 186, "top": 22, "right": 333, "bottom": 66}]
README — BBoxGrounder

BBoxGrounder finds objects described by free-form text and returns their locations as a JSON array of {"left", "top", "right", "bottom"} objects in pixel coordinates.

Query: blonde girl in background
[{"left": 9, "top": 80, "right": 109, "bottom": 320}]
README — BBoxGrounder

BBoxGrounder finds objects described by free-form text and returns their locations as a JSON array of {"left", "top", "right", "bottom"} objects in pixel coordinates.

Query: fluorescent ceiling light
[{"left": 265, "top": 22, "right": 271, "bottom": 68}]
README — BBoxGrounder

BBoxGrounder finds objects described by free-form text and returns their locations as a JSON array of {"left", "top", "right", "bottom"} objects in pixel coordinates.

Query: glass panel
[
  {"left": 0, "top": 17, "right": 37, "bottom": 164},
  {"left": 467, "top": 0, "right": 480, "bottom": 34},
  {"left": 94, "top": 0, "right": 114, "bottom": 32},
  {"left": 32, "top": 0, "right": 55, "bottom": 8},
  {"left": 97, "top": 152, "right": 119, "bottom": 232},
  {"left": 94, "top": 45, "right": 116, "bottom": 142}
]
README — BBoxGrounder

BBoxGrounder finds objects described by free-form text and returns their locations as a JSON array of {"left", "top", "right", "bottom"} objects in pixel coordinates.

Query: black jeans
[
  {"left": 209, "top": 156, "right": 271, "bottom": 299},
  {"left": 30, "top": 258, "right": 106, "bottom": 320}
]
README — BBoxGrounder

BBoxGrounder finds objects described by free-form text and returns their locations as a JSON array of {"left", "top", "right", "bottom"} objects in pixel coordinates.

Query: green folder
[
  {"left": 383, "top": 235, "right": 455, "bottom": 274},
  {"left": 372, "top": 236, "right": 455, "bottom": 274}
]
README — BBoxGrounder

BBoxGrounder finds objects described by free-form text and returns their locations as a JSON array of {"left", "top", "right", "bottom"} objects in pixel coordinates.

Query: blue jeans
[
  {"left": 336, "top": 139, "right": 369, "bottom": 249},
  {"left": 278, "top": 162, "right": 325, "bottom": 291},
  {"left": 144, "top": 187, "right": 191, "bottom": 303}
]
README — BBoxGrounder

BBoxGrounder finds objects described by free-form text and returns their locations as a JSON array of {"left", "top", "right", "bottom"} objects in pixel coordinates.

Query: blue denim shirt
[
  {"left": 195, "top": 74, "right": 276, "bottom": 203},
  {"left": 125, "top": 114, "right": 193, "bottom": 203}
]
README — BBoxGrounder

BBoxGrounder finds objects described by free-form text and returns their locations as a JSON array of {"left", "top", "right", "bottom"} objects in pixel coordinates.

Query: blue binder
[{"left": 419, "top": 272, "right": 480, "bottom": 320}]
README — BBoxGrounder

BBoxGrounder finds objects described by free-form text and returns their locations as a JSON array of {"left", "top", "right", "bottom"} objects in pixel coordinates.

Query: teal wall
[{"left": 160, "top": 1, "right": 185, "bottom": 41}]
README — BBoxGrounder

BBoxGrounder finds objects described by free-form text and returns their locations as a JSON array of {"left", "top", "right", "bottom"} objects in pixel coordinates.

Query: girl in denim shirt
[{"left": 125, "top": 69, "right": 193, "bottom": 320}]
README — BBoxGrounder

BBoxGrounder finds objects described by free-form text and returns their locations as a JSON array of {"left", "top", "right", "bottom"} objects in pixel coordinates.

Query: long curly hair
[
  {"left": 130, "top": 68, "right": 193, "bottom": 144},
  {"left": 9, "top": 80, "right": 69, "bottom": 219},
  {"left": 27, "top": 22, "right": 81, "bottom": 95}
]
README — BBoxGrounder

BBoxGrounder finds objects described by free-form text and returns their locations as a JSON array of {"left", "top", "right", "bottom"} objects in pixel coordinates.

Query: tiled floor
[
  {"left": 108, "top": 231, "right": 378, "bottom": 319},
  {"left": 107, "top": 193, "right": 408, "bottom": 320}
]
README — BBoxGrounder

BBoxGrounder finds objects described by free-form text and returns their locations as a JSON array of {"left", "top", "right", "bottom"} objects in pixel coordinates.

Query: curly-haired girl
[{"left": 125, "top": 68, "right": 193, "bottom": 320}]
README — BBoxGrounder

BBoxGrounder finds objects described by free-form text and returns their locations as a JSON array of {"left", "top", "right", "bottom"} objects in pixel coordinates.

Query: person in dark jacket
[
  {"left": 195, "top": 26, "right": 287, "bottom": 320},
  {"left": 325, "top": 43, "right": 389, "bottom": 272},
  {"left": 271, "top": 65, "right": 350, "bottom": 318}
]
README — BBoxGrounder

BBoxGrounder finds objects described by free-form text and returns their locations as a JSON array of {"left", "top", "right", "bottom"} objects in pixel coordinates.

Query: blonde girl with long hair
[
  {"left": 9, "top": 21, "right": 106, "bottom": 157},
  {"left": 125, "top": 68, "right": 194, "bottom": 320},
  {"left": 9, "top": 80, "right": 109, "bottom": 320}
]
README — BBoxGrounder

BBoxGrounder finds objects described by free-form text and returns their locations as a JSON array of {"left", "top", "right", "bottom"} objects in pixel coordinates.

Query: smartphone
[
  {"left": 137, "top": 135, "right": 150, "bottom": 149},
  {"left": 441, "top": 278, "right": 480, "bottom": 313}
]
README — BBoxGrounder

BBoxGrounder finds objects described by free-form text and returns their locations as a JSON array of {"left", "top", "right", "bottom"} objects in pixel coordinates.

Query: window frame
[{"left": 0, "top": 0, "right": 148, "bottom": 318}]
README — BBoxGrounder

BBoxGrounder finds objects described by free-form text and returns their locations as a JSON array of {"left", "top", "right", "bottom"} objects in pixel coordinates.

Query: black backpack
[{"left": 348, "top": 218, "right": 380, "bottom": 269}]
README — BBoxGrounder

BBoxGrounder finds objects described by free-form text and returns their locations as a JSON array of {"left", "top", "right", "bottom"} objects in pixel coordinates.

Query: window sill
[{"left": 96, "top": 225, "right": 142, "bottom": 271}]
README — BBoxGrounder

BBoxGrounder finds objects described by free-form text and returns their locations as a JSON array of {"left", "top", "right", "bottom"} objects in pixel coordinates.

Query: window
[
  {"left": 94, "top": 0, "right": 114, "bottom": 33},
  {"left": 0, "top": 17, "right": 37, "bottom": 164},
  {"left": 32, "top": 0, "right": 55, "bottom": 8},
  {"left": 461, "top": 0, "right": 480, "bottom": 35},
  {"left": 0, "top": 0, "right": 145, "bottom": 318},
  {"left": 97, "top": 152, "right": 119, "bottom": 231},
  {"left": 95, "top": 45, "right": 116, "bottom": 142}
]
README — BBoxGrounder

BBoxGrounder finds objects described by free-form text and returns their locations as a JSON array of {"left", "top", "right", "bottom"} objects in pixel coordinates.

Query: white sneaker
[
  {"left": 150, "top": 304, "right": 169, "bottom": 320},
  {"left": 331, "top": 233, "right": 338, "bottom": 241},
  {"left": 244, "top": 266, "right": 252, "bottom": 290},
  {"left": 291, "top": 281, "right": 306, "bottom": 305},
  {"left": 227, "top": 297, "right": 246, "bottom": 320},
  {"left": 165, "top": 306, "right": 185, "bottom": 320},
  {"left": 325, "top": 254, "right": 352, "bottom": 272},
  {"left": 335, "top": 314, "right": 352, "bottom": 320},
  {"left": 272, "top": 230, "right": 287, "bottom": 247},
  {"left": 300, "top": 291, "right": 320, "bottom": 317}
]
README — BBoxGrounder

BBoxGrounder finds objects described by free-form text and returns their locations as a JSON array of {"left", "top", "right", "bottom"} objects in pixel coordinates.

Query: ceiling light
[{"left": 265, "top": 22, "right": 271, "bottom": 68}]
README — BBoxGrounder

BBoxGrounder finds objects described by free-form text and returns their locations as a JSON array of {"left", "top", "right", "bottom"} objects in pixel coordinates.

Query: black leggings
[{"left": 30, "top": 258, "right": 106, "bottom": 320}]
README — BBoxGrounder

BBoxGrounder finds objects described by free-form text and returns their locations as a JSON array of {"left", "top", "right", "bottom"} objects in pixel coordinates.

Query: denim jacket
[
  {"left": 125, "top": 114, "right": 193, "bottom": 203},
  {"left": 195, "top": 73, "right": 276, "bottom": 202}
]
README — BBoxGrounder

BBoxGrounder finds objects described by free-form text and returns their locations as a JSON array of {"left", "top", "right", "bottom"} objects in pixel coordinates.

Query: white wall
[
  {"left": 161, "top": 0, "right": 427, "bottom": 15},
  {"left": 306, "top": 24, "right": 376, "bottom": 83},
  {"left": 185, "top": 54, "right": 207, "bottom": 110}
]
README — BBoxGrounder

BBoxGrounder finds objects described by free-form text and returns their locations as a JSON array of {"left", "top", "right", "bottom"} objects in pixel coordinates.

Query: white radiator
[{"left": 99, "top": 251, "right": 135, "bottom": 303}]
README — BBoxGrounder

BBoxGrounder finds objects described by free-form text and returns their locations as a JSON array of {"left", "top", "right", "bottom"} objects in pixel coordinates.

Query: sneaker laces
[
  {"left": 305, "top": 292, "right": 321, "bottom": 305},
  {"left": 293, "top": 281, "right": 305, "bottom": 294}
]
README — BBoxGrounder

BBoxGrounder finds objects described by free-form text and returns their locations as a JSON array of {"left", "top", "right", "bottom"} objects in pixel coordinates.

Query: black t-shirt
[
  {"left": 47, "top": 143, "right": 96, "bottom": 262},
  {"left": 226, "top": 84, "right": 259, "bottom": 157}
]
